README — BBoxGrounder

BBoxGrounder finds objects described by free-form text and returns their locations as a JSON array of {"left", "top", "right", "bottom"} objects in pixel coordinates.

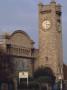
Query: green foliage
[
  {"left": 34, "top": 67, "right": 56, "bottom": 84},
  {"left": 0, "top": 52, "right": 15, "bottom": 81}
]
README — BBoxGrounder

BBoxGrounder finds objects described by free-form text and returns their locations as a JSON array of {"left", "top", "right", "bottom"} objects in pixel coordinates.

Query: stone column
[{"left": 13, "top": 78, "right": 17, "bottom": 90}]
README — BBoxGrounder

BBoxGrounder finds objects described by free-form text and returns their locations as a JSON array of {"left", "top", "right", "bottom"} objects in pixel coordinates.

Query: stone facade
[
  {"left": 0, "top": 30, "right": 38, "bottom": 78},
  {"left": 38, "top": 1, "right": 63, "bottom": 80},
  {"left": 0, "top": 0, "right": 67, "bottom": 90}
]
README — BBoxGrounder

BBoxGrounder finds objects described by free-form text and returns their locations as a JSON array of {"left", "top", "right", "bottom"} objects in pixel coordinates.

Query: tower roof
[
  {"left": 51, "top": 0, "right": 56, "bottom": 2},
  {"left": 38, "top": 0, "right": 56, "bottom": 5},
  {"left": 50, "top": 0, "right": 56, "bottom": 4},
  {"left": 38, "top": 0, "right": 43, "bottom": 5},
  {"left": 51, "top": 0, "right": 56, "bottom": 3}
]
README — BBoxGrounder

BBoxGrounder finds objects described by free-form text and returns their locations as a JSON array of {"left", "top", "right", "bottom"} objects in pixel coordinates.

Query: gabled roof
[{"left": 10, "top": 30, "right": 34, "bottom": 44}]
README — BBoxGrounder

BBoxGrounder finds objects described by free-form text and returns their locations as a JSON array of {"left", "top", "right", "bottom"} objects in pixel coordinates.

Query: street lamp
[{"left": 58, "top": 75, "right": 63, "bottom": 90}]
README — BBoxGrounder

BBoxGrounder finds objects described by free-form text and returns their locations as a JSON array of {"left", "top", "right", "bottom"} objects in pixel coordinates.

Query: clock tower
[{"left": 38, "top": 0, "right": 64, "bottom": 80}]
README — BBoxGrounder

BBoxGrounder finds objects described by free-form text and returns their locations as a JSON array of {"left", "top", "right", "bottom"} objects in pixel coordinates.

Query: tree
[
  {"left": 0, "top": 47, "right": 15, "bottom": 82},
  {"left": 34, "top": 67, "right": 56, "bottom": 84}
]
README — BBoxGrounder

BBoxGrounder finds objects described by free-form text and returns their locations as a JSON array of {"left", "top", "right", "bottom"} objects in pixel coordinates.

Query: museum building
[{"left": 0, "top": 0, "right": 67, "bottom": 90}]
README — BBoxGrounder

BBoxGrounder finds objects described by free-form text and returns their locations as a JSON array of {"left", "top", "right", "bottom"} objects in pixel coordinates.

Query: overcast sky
[{"left": 0, "top": 0, "right": 67, "bottom": 64}]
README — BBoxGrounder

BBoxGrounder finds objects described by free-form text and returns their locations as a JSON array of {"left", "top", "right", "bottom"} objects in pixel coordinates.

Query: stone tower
[{"left": 38, "top": 0, "right": 63, "bottom": 80}]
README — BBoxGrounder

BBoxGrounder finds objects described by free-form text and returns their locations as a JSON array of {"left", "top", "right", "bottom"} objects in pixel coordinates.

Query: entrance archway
[{"left": 34, "top": 67, "right": 56, "bottom": 90}]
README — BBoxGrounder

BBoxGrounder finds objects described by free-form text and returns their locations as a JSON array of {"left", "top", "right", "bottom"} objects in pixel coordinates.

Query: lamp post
[{"left": 58, "top": 75, "right": 63, "bottom": 90}]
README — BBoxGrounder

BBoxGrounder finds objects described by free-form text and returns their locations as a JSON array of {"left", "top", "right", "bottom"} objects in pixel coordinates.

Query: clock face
[{"left": 42, "top": 20, "right": 51, "bottom": 30}]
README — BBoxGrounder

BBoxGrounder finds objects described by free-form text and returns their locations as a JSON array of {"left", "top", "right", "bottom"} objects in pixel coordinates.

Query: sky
[{"left": 0, "top": 0, "right": 67, "bottom": 64}]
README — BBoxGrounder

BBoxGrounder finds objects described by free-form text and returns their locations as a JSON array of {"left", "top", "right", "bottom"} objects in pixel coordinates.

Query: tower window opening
[{"left": 45, "top": 57, "right": 48, "bottom": 61}]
